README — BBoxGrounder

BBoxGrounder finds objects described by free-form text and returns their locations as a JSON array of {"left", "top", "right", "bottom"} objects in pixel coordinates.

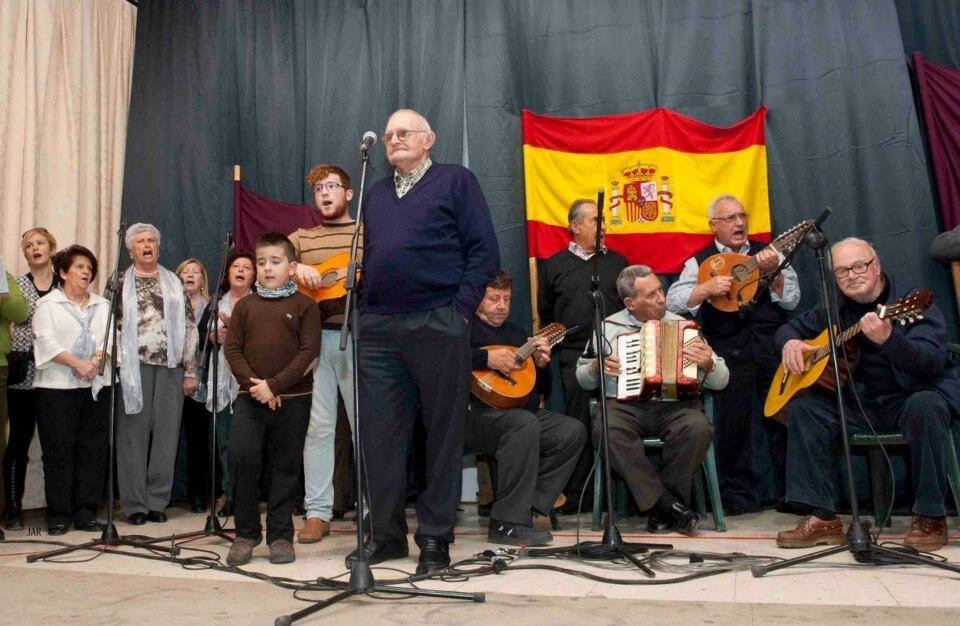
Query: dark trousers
[
  {"left": 558, "top": 349, "right": 597, "bottom": 504},
  {"left": 594, "top": 398, "right": 713, "bottom": 511},
  {"left": 357, "top": 302, "right": 470, "bottom": 545},
  {"left": 711, "top": 352, "right": 787, "bottom": 508},
  {"left": 786, "top": 390, "right": 952, "bottom": 517},
  {"left": 181, "top": 396, "right": 218, "bottom": 500},
  {"left": 4, "top": 388, "right": 38, "bottom": 510},
  {"left": 35, "top": 387, "right": 109, "bottom": 527},
  {"left": 230, "top": 394, "right": 310, "bottom": 544},
  {"left": 465, "top": 404, "right": 586, "bottom": 524}
]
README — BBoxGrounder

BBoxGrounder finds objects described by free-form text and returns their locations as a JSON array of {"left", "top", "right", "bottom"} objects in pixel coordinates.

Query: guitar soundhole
[
  {"left": 731, "top": 265, "right": 750, "bottom": 281},
  {"left": 320, "top": 272, "right": 339, "bottom": 288}
]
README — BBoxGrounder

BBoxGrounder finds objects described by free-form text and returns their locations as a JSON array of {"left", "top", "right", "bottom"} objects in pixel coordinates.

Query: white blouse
[{"left": 32, "top": 289, "right": 114, "bottom": 392}]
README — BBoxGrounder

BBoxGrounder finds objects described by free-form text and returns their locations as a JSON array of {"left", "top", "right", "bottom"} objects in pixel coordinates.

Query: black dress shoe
[
  {"left": 4, "top": 506, "right": 24, "bottom": 531},
  {"left": 665, "top": 502, "right": 703, "bottom": 536},
  {"left": 146, "top": 510, "right": 167, "bottom": 523},
  {"left": 415, "top": 536, "right": 450, "bottom": 575},
  {"left": 189, "top": 496, "right": 206, "bottom": 513},
  {"left": 646, "top": 514, "right": 673, "bottom": 534},
  {"left": 128, "top": 512, "right": 147, "bottom": 525},
  {"left": 75, "top": 520, "right": 104, "bottom": 532},
  {"left": 48, "top": 523, "right": 68, "bottom": 536},
  {"left": 218, "top": 501, "right": 233, "bottom": 518},
  {"left": 344, "top": 538, "right": 409, "bottom": 569}
]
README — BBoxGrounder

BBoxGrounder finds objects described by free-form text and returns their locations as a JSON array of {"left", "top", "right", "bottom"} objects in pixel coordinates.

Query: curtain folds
[{"left": 0, "top": 0, "right": 136, "bottom": 288}]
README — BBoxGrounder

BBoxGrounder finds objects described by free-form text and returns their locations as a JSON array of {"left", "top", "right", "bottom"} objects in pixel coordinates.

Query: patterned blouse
[
  {"left": 105, "top": 272, "right": 199, "bottom": 377},
  {"left": 9, "top": 273, "right": 52, "bottom": 391}
]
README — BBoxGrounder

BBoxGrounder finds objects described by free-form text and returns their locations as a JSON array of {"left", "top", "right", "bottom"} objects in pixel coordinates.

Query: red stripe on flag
[
  {"left": 526, "top": 221, "right": 771, "bottom": 274},
  {"left": 522, "top": 107, "right": 766, "bottom": 155}
]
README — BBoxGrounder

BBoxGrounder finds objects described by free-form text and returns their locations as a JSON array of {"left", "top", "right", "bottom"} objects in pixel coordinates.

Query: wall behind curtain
[
  {"left": 122, "top": 0, "right": 955, "bottom": 334},
  {"left": 0, "top": 0, "right": 136, "bottom": 287}
]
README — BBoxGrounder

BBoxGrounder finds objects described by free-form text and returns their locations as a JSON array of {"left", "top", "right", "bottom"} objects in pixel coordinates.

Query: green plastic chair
[
  {"left": 588, "top": 394, "right": 726, "bottom": 531},
  {"left": 846, "top": 343, "right": 960, "bottom": 525}
]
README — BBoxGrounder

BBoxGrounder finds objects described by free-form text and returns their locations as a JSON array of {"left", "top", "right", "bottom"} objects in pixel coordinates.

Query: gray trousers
[
  {"left": 465, "top": 405, "right": 586, "bottom": 524},
  {"left": 118, "top": 364, "right": 184, "bottom": 515},
  {"left": 594, "top": 398, "right": 714, "bottom": 511}
]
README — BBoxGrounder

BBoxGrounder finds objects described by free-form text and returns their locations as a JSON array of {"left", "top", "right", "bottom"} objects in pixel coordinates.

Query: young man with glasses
[
  {"left": 774, "top": 237, "right": 959, "bottom": 551},
  {"left": 288, "top": 163, "right": 362, "bottom": 544},
  {"left": 666, "top": 194, "right": 800, "bottom": 516}
]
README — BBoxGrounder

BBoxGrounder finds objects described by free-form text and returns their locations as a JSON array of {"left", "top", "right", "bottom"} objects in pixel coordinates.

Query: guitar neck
[{"left": 811, "top": 320, "right": 862, "bottom": 362}]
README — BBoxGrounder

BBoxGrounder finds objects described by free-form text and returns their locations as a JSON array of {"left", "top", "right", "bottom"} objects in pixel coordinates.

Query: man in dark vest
[
  {"left": 537, "top": 199, "right": 628, "bottom": 513},
  {"left": 666, "top": 195, "right": 799, "bottom": 515}
]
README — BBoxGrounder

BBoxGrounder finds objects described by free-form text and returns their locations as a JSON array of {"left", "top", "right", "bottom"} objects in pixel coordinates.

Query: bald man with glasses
[{"left": 774, "top": 237, "right": 960, "bottom": 552}]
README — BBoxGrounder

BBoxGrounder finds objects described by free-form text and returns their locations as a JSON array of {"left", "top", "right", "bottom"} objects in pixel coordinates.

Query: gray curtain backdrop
[{"left": 122, "top": 0, "right": 957, "bottom": 335}]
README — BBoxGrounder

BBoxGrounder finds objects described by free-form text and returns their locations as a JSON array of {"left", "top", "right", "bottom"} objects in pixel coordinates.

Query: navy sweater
[
  {"left": 359, "top": 163, "right": 500, "bottom": 316},
  {"left": 774, "top": 273, "right": 960, "bottom": 414}
]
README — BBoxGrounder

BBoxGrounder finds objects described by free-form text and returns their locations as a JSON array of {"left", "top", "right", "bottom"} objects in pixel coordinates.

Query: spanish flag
[{"left": 523, "top": 107, "right": 771, "bottom": 273}]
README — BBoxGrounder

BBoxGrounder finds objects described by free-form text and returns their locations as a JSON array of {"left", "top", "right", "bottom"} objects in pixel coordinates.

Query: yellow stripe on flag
[{"left": 523, "top": 144, "right": 771, "bottom": 236}]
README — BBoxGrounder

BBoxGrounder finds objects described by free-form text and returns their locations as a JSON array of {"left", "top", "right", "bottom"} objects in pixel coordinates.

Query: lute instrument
[
  {"left": 697, "top": 220, "right": 813, "bottom": 313},
  {"left": 471, "top": 322, "right": 570, "bottom": 410}
]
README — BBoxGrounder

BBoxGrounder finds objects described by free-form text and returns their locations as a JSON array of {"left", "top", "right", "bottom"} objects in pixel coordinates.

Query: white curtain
[{"left": 0, "top": 0, "right": 136, "bottom": 291}]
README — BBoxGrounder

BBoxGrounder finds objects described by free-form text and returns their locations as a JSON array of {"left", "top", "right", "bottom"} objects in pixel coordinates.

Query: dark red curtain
[
  {"left": 232, "top": 181, "right": 319, "bottom": 252},
  {"left": 914, "top": 52, "right": 960, "bottom": 231}
]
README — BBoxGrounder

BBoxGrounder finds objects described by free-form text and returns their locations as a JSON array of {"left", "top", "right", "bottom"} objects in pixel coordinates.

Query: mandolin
[
  {"left": 697, "top": 220, "right": 813, "bottom": 313},
  {"left": 294, "top": 252, "right": 351, "bottom": 303},
  {"left": 471, "top": 322, "right": 570, "bottom": 410},
  {"left": 763, "top": 289, "right": 933, "bottom": 418}
]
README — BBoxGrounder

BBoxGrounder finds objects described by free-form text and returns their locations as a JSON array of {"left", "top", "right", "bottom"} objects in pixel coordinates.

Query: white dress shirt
[{"left": 32, "top": 289, "right": 113, "bottom": 392}]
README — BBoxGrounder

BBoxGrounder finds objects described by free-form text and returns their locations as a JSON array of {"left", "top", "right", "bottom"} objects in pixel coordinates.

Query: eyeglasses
[
  {"left": 312, "top": 182, "right": 345, "bottom": 192},
  {"left": 833, "top": 257, "right": 876, "bottom": 279},
  {"left": 711, "top": 212, "right": 748, "bottom": 224},
  {"left": 380, "top": 129, "right": 428, "bottom": 144}
]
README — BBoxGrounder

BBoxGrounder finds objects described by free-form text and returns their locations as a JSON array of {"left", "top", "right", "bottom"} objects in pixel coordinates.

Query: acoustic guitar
[
  {"left": 471, "top": 322, "right": 569, "bottom": 410},
  {"left": 294, "top": 252, "right": 351, "bottom": 303},
  {"left": 697, "top": 220, "right": 813, "bottom": 313},
  {"left": 763, "top": 289, "right": 933, "bottom": 418}
]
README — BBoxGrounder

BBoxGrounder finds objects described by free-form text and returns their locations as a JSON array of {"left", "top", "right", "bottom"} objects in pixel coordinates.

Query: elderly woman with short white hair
[{"left": 107, "top": 223, "right": 199, "bottom": 526}]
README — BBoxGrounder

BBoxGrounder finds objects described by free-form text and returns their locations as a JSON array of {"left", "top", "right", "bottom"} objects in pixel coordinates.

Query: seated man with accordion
[{"left": 576, "top": 264, "right": 728, "bottom": 535}]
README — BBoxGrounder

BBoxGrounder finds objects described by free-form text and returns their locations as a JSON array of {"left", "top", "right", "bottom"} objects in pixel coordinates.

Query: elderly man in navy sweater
[
  {"left": 347, "top": 108, "right": 500, "bottom": 574},
  {"left": 775, "top": 238, "right": 960, "bottom": 552}
]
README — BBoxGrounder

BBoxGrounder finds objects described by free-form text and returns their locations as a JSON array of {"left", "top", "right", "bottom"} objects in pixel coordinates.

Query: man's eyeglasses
[
  {"left": 833, "top": 257, "right": 876, "bottom": 279},
  {"left": 711, "top": 212, "right": 748, "bottom": 224},
  {"left": 312, "top": 182, "right": 345, "bottom": 192},
  {"left": 381, "top": 129, "right": 428, "bottom": 144}
]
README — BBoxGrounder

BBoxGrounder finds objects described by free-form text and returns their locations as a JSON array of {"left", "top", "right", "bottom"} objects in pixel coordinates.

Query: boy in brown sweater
[{"left": 224, "top": 233, "right": 322, "bottom": 565}]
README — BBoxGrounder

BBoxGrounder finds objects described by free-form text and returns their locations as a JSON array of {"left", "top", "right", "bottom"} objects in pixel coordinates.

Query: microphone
[
  {"left": 813, "top": 207, "right": 831, "bottom": 229},
  {"left": 358, "top": 131, "right": 377, "bottom": 153}
]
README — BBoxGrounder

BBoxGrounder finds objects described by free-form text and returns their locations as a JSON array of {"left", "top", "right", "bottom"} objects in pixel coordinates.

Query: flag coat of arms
[{"left": 522, "top": 107, "right": 771, "bottom": 273}]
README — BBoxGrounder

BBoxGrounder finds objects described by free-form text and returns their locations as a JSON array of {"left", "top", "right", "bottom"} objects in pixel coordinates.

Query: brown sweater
[{"left": 224, "top": 292, "right": 322, "bottom": 397}]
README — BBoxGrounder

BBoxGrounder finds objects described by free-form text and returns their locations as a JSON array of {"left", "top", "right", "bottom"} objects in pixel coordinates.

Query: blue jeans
[
  {"left": 303, "top": 328, "right": 355, "bottom": 521},
  {"left": 785, "top": 390, "right": 952, "bottom": 517}
]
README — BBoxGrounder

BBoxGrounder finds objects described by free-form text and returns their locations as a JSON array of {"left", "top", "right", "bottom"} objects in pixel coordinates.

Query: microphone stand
[
  {"left": 751, "top": 225, "right": 960, "bottom": 578},
  {"left": 536, "top": 191, "right": 670, "bottom": 576},
  {"left": 27, "top": 223, "right": 180, "bottom": 562},
  {"left": 146, "top": 232, "right": 236, "bottom": 546},
  {"left": 275, "top": 144, "right": 481, "bottom": 625}
]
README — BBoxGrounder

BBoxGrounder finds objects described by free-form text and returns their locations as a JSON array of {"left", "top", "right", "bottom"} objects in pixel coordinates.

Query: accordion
[{"left": 616, "top": 319, "right": 701, "bottom": 401}]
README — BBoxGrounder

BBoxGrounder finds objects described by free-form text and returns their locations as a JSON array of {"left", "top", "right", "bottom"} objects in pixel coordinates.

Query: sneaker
[
  {"left": 269, "top": 538, "right": 296, "bottom": 564},
  {"left": 488, "top": 519, "right": 553, "bottom": 546},
  {"left": 226, "top": 537, "right": 260, "bottom": 566},
  {"left": 297, "top": 518, "right": 331, "bottom": 544}
]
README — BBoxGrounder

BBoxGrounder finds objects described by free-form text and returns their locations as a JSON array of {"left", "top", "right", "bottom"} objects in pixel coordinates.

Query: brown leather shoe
[
  {"left": 297, "top": 518, "right": 331, "bottom": 544},
  {"left": 903, "top": 515, "right": 947, "bottom": 552},
  {"left": 777, "top": 515, "right": 844, "bottom": 548}
]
